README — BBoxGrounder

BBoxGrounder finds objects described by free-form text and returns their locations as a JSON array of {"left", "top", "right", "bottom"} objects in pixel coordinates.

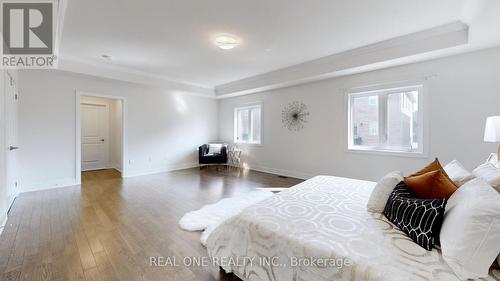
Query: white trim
[
  {"left": 215, "top": 22, "right": 468, "bottom": 97},
  {"left": 60, "top": 56, "right": 215, "bottom": 97},
  {"left": 54, "top": 0, "right": 68, "bottom": 60},
  {"left": 124, "top": 163, "right": 199, "bottom": 178},
  {"left": 75, "top": 91, "right": 128, "bottom": 184},
  {"left": 249, "top": 165, "right": 314, "bottom": 180},
  {"left": 234, "top": 102, "right": 263, "bottom": 145},
  {"left": 0, "top": 215, "right": 7, "bottom": 236},
  {"left": 345, "top": 81, "right": 429, "bottom": 158},
  {"left": 0, "top": 190, "right": 18, "bottom": 235},
  {"left": 19, "top": 178, "right": 78, "bottom": 193}
]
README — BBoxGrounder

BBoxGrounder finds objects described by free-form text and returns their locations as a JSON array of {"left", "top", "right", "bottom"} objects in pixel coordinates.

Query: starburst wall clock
[{"left": 281, "top": 101, "right": 310, "bottom": 131}]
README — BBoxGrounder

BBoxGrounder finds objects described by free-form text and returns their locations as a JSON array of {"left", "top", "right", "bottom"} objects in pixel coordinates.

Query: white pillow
[
  {"left": 440, "top": 178, "right": 500, "bottom": 280},
  {"left": 443, "top": 160, "right": 475, "bottom": 187},
  {"left": 472, "top": 163, "right": 500, "bottom": 192},
  {"left": 207, "top": 144, "right": 223, "bottom": 154},
  {"left": 367, "top": 171, "right": 403, "bottom": 213}
]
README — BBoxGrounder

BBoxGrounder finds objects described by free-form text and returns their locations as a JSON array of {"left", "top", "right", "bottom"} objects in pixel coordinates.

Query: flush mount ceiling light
[
  {"left": 214, "top": 35, "right": 240, "bottom": 50},
  {"left": 101, "top": 54, "right": 113, "bottom": 61}
]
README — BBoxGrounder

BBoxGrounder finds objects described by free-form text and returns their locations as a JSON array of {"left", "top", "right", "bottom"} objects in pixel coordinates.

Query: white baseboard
[
  {"left": 124, "top": 163, "right": 199, "bottom": 178},
  {"left": 109, "top": 163, "right": 122, "bottom": 172},
  {"left": 16, "top": 163, "right": 308, "bottom": 197},
  {"left": 0, "top": 191, "right": 20, "bottom": 235},
  {"left": 18, "top": 163, "right": 199, "bottom": 195},
  {"left": 0, "top": 215, "right": 7, "bottom": 235},
  {"left": 20, "top": 178, "right": 79, "bottom": 194},
  {"left": 249, "top": 165, "right": 315, "bottom": 180}
]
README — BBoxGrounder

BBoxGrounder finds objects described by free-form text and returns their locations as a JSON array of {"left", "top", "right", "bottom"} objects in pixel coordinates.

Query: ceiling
[{"left": 60, "top": 0, "right": 500, "bottom": 91}]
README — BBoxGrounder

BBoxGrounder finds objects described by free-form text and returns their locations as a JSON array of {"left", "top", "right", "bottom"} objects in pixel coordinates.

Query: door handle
[
  {"left": 9, "top": 146, "right": 19, "bottom": 151},
  {"left": 100, "top": 139, "right": 105, "bottom": 142}
]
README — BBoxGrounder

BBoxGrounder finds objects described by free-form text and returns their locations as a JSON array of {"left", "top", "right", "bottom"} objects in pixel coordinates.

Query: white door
[
  {"left": 5, "top": 72, "right": 19, "bottom": 204},
  {"left": 81, "top": 103, "right": 108, "bottom": 171}
]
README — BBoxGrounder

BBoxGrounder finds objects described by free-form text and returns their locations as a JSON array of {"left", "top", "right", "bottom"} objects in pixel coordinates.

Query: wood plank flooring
[{"left": 0, "top": 167, "right": 303, "bottom": 281}]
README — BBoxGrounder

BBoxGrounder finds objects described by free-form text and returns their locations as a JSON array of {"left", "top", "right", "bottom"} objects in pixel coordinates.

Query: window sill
[
  {"left": 234, "top": 142, "right": 263, "bottom": 147},
  {"left": 347, "top": 148, "right": 427, "bottom": 158}
]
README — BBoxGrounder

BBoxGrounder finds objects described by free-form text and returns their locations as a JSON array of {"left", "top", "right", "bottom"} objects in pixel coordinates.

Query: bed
[{"left": 206, "top": 176, "right": 499, "bottom": 281}]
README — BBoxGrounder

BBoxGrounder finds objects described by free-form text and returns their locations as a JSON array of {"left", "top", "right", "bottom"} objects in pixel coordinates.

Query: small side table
[{"left": 228, "top": 148, "right": 242, "bottom": 168}]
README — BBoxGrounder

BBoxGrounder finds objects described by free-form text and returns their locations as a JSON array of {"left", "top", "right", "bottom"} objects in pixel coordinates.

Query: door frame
[{"left": 75, "top": 91, "right": 128, "bottom": 184}]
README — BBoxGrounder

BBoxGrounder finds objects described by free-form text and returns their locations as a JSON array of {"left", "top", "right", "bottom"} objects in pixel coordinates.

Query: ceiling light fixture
[
  {"left": 214, "top": 35, "right": 239, "bottom": 50},
  {"left": 101, "top": 54, "right": 113, "bottom": 61}
]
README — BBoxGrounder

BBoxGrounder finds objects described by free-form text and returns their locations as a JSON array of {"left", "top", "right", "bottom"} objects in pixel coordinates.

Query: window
[
  {"left": 348, "top": 85, "right": 423, "bottom": 154},
  {"left": 234, "top": 104, "right": 262, "bottom": 144}
]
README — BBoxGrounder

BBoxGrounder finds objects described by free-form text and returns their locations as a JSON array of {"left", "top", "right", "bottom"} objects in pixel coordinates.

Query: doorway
[{"left": 76, "top": 92, "right": 127, "bottom": 184}]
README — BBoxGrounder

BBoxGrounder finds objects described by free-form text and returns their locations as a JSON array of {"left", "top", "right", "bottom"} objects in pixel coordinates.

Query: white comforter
[{"left": 206, "top": 176, "right": 498, "bottom": 281}]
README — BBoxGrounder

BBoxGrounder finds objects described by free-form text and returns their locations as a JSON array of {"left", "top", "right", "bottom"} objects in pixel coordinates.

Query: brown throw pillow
[
  {"left": 408, "top": 158, "right": 457, "bottom": 187},
  {"left": 404, "top": 170, "right": 457, "bottom": 199}
]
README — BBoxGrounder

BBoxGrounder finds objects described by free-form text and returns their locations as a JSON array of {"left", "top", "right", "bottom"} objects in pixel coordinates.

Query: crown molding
[
  {"left": 215, "top": 22, "right": 469, "bottom": 98},
  {"left": 58, "top": 56, "right": 216, "bottom": 97},
  {"left": 54, "top": 0, "right": 67, "bottom": 60},
  {"left": 53, "top": 0, "right": 215, "bottom": 97}
]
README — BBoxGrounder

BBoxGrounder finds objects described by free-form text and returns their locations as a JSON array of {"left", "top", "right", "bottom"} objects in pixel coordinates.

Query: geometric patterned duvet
[{"left": 206, "top": 176, "right": 499, "bottom": 281}]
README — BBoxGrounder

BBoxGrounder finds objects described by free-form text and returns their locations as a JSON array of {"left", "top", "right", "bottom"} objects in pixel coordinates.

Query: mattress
[{"left": 206, "top": 176, "right": 499, "bottom": 281}]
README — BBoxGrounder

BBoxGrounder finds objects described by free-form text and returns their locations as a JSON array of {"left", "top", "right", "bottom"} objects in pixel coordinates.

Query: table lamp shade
[{"left": 484, "top": 116, "right": 500, "bottom": 142}]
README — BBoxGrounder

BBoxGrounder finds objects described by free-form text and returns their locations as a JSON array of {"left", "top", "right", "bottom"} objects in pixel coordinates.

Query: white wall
[
  {"left": 218, "top": 47, "right": 500, "bottom": 181},
  {"left": 18, "top": 70, "right": 218, "bottom": 192},
  {"left": 0, "top": 69, "right": 19, "bottom": 232},
  {"left": 80, "top": 95, "right": 122, "bottom": 171},
  {"left": 0, "top": 70, "right": 7, "bottom": 231},
  {"left": 110, "top": 99, "right": 123, "bottom": 170}
]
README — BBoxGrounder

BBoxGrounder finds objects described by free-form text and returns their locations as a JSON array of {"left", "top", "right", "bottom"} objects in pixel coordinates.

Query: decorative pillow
[
  {"left": 367, "top": 171, "right": 403, "bottom": 213},
  {"left": 409, "top": 158, "right": 452, "bottom": 179},
  {"left": 472, "top": 163, "right": 500, "bottom": 192},
  {"left": 440, "top": 178, "right": 500, "bottom": 279},
  {"left": 383, "top": 181, "right": 447, "bottom": 251},
  {"left": 486, "top": 153, "right": 499, "bottom": 168},
  {"left": 207, "top": 144, "right": 223, "bottom": 155},
  {"left": 443, "top": 160, "right": 475, "bottom": 187},
  {"left": 404, "top": 170, "right": 457, "bottom": 199}
]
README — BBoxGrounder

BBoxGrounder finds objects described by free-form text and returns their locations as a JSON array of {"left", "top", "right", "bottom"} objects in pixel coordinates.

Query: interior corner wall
[
  {"left": 218, "top": 47, "right": 500, "bottom": 181},
  {"left": 17, "top": 70, "right": 218, "bottom": 192},
  {"left": 109, "top": 99, "right": 123, "bottom": 171}
]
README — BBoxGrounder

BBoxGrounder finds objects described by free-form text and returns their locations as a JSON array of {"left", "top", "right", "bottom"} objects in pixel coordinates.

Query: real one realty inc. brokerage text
[{"left": 150, "top": 256, "right": 352, "bottom": 268}]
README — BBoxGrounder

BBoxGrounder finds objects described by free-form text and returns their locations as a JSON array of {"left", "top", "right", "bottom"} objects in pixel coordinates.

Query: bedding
[
  {"left": 440, "top": 178, "right": 500, "bottom": 280},
  {"left": 366, "top": 171, "right": 403, "bottom": 213},
  {"left": 206, "top": 176, "right": 498, "bottom": 281},
  {"left": 444, "top": 160, "right": 475, "bottom": 187},
  {"left": 473, "top": 163, "right": 500, "bottom": 192}
]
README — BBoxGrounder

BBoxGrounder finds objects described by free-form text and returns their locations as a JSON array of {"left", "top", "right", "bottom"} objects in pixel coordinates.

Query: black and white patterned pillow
[{"left": 383, "top": 181, "right": 447, "bottom": 250}]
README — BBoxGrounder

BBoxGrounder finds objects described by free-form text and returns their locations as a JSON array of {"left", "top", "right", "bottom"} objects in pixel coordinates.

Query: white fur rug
[{"left": 179, "top": 190, "right": 274, "bottom": 245}]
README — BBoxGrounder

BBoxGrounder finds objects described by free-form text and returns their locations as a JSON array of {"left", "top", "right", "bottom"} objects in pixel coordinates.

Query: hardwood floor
[{"left": 0, "top": 167, "right": 303, "bottom": 281}]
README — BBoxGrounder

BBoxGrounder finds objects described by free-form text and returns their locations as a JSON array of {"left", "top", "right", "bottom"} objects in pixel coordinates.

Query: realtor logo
[{"left": 1, "top": 1, "right": 57, "bottom": 68}]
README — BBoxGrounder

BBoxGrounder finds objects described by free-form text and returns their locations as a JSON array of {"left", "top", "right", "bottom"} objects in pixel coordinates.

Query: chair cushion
[{"left": 208, "top": 144, "right": 223, "bottom": 155}]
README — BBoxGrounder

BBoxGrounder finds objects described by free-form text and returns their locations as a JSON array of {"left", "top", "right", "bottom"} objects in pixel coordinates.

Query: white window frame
[
  {"left": 234, "top": 103, "right": 262, "bottom": 145},
  {"left": 347, "top": 84, "right": 425, "bottom": 156}
]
